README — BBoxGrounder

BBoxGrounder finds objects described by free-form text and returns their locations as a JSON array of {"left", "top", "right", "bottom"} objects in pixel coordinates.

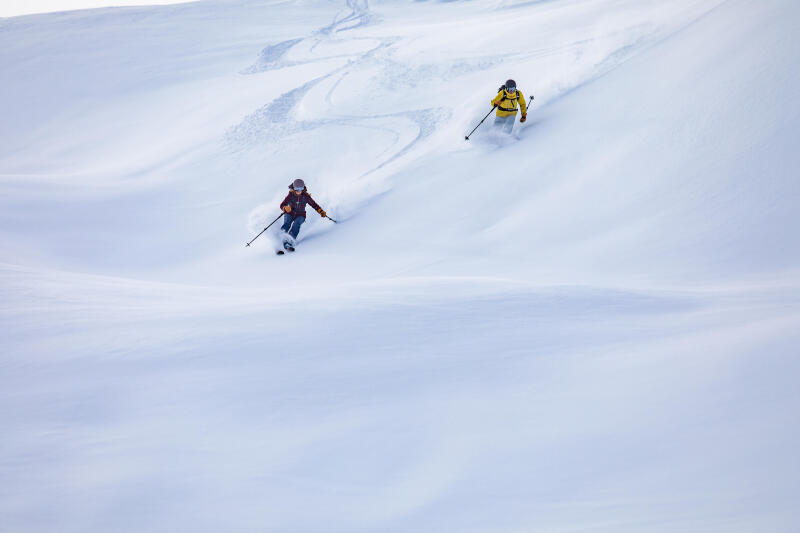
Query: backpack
[{"left": 497, "top": 85, "right": 520, "bottom": 109}]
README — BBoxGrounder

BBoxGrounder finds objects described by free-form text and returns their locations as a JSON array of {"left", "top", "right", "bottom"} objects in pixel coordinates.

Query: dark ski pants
[
  {"left": 281, "top": 214, "right": 305, "bottom": 240},
  {"left": 494, "top": 114, "right": 515, "bottom": 134}
]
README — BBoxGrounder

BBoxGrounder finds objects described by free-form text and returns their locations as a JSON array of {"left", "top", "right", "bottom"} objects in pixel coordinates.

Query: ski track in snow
[
  {"left": 229, "top": 3, "right": 426, "bottom": 178},
  {"left": 230, "top": 0, "right": 707, "bottom": 226},
  {"left": 264, "top": 1, "right": 722, "bottom": 175}
]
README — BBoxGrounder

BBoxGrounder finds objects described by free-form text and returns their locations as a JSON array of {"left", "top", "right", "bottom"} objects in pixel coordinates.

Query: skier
[
  {"left": 278, "top": 178, "right": 327, "bottom": 250},
  {"left": 491, "top": 79, "right": 527, "bottom": 134}
]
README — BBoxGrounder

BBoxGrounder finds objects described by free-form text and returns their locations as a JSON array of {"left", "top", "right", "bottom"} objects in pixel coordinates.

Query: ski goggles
[
  {"left": 292, "top": 185, "right": 304, "bottom": 191},
  {"left": 506, "top": 86, "right": 516, "bottom": 93}
]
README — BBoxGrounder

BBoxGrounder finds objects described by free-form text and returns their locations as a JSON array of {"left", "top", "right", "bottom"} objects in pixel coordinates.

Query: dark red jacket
[{"left": 280, "top": 187, "right": 322, "bottom": 218}]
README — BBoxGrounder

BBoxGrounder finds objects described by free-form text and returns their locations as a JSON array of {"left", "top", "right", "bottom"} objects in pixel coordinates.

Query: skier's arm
[
  {"left": 519, "top": 91, "right": 527, "bottom": 115},
  {"left": 490, "top": 91, "right": 504, "bottom": 107},
  {"left": 306, "top": 194, "right": 325, "bottom": 216},
  {"left": 280, "top": 193, "right": 292, "bottom": 212}
]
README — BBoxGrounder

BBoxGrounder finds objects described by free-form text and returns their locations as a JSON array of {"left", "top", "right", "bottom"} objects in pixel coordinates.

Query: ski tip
[{"left": 276, "top": 250, "right": 285, "bottom": 255}]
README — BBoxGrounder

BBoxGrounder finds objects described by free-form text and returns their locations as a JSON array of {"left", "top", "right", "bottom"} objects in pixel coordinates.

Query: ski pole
[
  {"left": 245, "top": 212, "right": 283, "bottom": 247},
  {"left": 521, "top": 95, "right": 534, "bottom": 124},
  {"left": 465, "top": 105, "right": 497, "bottom": 141},
  {"left": 325, "top": 216, "right": 338, "bottom": 224}
]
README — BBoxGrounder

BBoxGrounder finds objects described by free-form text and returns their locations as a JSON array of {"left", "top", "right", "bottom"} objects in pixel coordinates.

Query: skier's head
[
  {"left": 505, "top": 79, "right": 516, "bottom": 93},
  {"left": 291, "top": 178, "right": 305, "bottom": 194}
]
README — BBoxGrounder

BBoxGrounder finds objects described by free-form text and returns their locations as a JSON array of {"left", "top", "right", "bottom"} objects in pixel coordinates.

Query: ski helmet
[
  {"left": 505, "top": 79, "right": 516, "bottom": 90},
  {"left": 292, "top": 178, "right": 305, "bottom": 191}
]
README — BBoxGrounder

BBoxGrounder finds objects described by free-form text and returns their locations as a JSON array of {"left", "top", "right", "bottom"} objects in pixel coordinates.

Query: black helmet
[
  {"left": 505, "top": 79, "right": 516, "bottom": 90},
  {"left": 291, "top": 178, "right": 305, "bottom": 191}
]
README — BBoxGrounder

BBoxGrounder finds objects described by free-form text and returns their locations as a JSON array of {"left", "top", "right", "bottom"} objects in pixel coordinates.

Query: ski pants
[
  {"left": 494, "top": 114, "right": 515, "bottom": 134},
  {"left": 281, "top": 214, "right": 305, "bottom": 239}
]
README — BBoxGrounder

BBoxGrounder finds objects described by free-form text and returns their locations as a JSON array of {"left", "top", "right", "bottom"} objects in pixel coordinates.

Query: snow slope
[
  {"left": 1, "top": 0, "right": 799, "bottom": 531},
  {"left": 0, "top": 1, "right": 197, "bottom": 18}
]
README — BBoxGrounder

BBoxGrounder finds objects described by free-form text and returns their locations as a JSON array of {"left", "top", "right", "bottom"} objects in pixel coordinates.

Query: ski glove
[
  {"left": 318, "top": 209, "right": 327, "bottom": 218},
  {"left": 520, "top": 114, "right": 527, "bottom": 123},
  {"left": 282, "top": 205, "right": 292, "bottom": 213}
]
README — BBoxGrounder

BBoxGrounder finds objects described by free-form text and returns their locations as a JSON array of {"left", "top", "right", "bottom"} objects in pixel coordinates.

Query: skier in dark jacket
[{"left": 279, "top": 178, "right": 327, "bottom": 244}]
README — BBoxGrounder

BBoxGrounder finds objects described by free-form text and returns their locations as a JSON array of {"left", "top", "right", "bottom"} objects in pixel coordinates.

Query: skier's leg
[
  {"left": 503, "top": 115, "right": 515, "bottom": 134},
  {"left": 493, "top": 115, "right": 504, "bottom": 129},
  {"left": 288, "top": 216, "right": 305, "bottom": 239},
  {"left": 280, "top": 214, "right": 293, "bottom": 233}
]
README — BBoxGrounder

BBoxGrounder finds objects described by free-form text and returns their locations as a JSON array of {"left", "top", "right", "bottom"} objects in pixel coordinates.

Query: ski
[{"left": 275, "top": 241, "right": 295, "bottom": 256}]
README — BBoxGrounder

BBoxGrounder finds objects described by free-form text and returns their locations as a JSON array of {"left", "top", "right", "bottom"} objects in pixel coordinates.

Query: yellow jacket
[{"left": 491, "top": 89, "right": 527, "bottom": 118}]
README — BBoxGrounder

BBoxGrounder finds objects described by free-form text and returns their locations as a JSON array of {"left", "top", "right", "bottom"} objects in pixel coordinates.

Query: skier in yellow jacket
[{"left": 491, "top": 79, "right": 527, "bottom": 134}]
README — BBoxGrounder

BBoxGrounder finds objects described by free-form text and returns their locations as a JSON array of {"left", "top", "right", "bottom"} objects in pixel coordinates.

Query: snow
[
  {"left": 0, "top": 1, "right": 197, "bottom": 18},
  {"left": 1, "top": 0, "right": 799, "bottom": 531}
]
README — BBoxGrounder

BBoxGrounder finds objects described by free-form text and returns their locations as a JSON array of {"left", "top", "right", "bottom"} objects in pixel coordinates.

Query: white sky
[{"left": 0, "top": 1, "right": 197, "bottom": 18}]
